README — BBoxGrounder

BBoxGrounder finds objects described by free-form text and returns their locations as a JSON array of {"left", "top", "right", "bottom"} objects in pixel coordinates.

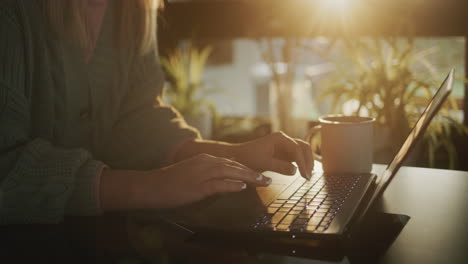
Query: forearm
[
  {"left": 173, "top": 138, "right": 239, "bottom": 162},
  {"left": 100, "top": 140, "right": 238, "bottom": 211}
]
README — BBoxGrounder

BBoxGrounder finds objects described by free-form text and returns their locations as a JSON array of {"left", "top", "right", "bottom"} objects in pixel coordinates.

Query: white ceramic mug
[{"left": 306, "top": 115, "right": 375, "bottom": 174}]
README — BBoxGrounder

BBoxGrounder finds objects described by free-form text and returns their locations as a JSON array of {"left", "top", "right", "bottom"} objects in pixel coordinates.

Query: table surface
[
  {"left": 2, "top": 164, "right": 468, "bottom": 264},
  {"left": 371, "top": 164, "right": 468, "bottom": 264}
]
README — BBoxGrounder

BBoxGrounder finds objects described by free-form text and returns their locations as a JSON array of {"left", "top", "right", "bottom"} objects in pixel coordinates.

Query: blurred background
[{"left": 156, "top": 0, "right": 468, "bottom": 170}]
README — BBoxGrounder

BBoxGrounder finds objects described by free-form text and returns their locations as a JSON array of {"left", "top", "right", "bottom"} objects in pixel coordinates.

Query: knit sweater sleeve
[
  {"left": 103, "top": 49, "right": 200, "bottom": 170},
  {"left": 0, "top": 4, "right": 104, "bottom": 224}
]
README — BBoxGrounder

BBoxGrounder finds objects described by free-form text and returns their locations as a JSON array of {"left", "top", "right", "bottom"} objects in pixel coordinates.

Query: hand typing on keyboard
[{"left": 229, "top": 132, "right": 314, "bottom": 180}]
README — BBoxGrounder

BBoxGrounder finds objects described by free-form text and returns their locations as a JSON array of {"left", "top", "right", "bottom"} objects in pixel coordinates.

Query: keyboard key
[
  {"left": 267, "top": 207, "right": 278, "bottom": 214},
  {"left": 279, "top": 208, "right": 290, "bottom": 212},
  {"left": 314, "top": 212, "right": 328, "bottom": 218},
  {"left": 269, "top": 203, "right": 283, "bottom": 208},
  {"left": 280, "top": 215, "right": 298, "bottom": 225},
  {"left": 295, "top": 202, "right": 306, "bottom": 208},
  {"left": 271, "top": 212, "right": 287, "bottom": 224},
  {"left": 298, "top": 214, "right": 310, "bottom": 219},
  {"left": 294, "top": 207, "right": 308, "bottom": 214},
  {"left": 302, "top": 209, "right": 317, "bottom": 216},
  {"left": 289, "top": 210, "right": 302, "bottom": 215},
  {"left": 276, "top": 224, "right": 290, "bottom": 231},
  {"left": 308, "top": 216, "right": 323, "bottom": 226},
  {"left": 275, "top": 199, "right": 289, "bottom": 204},
  {"left": 283, "top": 204, "right": 294, "bottom": 208},
  {"left": 317, "top": 208, "right": 329, "bottom": 213},
  {"left": 307, "top": 204, "right": 319, "bottom": 211},
  {"left": 286, "top": 200, "right": 298, "bottom": 204},
  {"left": 293, "top": 218, "right": 308, "bottom": 226}
]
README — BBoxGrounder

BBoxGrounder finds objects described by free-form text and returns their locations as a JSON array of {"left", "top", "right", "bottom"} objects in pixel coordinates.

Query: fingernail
[
  {"left": 256, "top": 174, "right": 263, "bottom": 181},
  {"left": 266, "top": 178, "right": 272, "bottom": 185},
  {"left": 241, "top": 183, "right": 247, "bottom": 190}
]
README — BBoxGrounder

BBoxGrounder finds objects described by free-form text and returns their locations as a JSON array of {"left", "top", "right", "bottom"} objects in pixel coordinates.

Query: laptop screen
[{"left": 371, "top": 69, "right": 454, "bottom": 203}]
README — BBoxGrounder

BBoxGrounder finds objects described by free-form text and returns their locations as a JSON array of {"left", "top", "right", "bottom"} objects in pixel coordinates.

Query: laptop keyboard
[{"left": 251, "top": 173, "right": 363, "bottom": 233}]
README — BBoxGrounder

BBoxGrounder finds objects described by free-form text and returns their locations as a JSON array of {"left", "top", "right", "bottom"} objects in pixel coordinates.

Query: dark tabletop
[
  {"left": 372, "top": 165, "right": 468, "bottom": 264},
  {"left": 2, "top": 164, "right": 468, "bottom": 264}
]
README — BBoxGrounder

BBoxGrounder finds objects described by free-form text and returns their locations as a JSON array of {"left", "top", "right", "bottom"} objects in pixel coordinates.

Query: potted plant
[
  {"left": 317, "top": 37, "right": 467, "bottom": 168},
  {"left": 160, "top": 43, "right": 215, "bottom": 139}
]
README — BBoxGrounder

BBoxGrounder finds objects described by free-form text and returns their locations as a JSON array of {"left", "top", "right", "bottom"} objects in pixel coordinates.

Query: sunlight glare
[
  {"left": 313, "top": 0, "right": 354, "bottom": 35},
  {"left": 319, "top": 0, "right": 349, "bottom": 13},
  {"left": 326, "top": 0, "right": 348, "bottom": 9}
]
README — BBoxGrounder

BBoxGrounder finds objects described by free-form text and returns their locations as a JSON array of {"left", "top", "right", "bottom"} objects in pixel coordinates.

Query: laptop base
[{"left": 186, "top": 211, "right": 410, "bottom": 262}]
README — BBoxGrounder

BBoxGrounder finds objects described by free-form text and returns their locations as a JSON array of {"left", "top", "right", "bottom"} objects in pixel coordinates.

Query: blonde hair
[{"left": 46, "top": 0, "right": 159, "bottom": 56}]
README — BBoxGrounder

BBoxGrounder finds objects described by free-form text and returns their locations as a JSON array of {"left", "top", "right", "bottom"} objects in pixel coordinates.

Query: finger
[
  {"left": 197, "top": 155, "right": 271, "bottom": 185},
  {"left": 207, "top": 163, "right": 271, "bottom": 186},
  {"left": 297, "top": 139, "right": 314, "bottom": 177},
  {"left": 202, "top": 179, "right": 247, "bottom": 196},
  {"left": 268, "top": 158, "right": 297, "bottom": 175},
  {"left": 273, "top": 132, "right": 309, "bottom": 179},
  {"left": 217, "top": 156, "right": 251, "bottom": 170},
  {"left": 204, "top": 155, "right": 252, "bottom": 171}
]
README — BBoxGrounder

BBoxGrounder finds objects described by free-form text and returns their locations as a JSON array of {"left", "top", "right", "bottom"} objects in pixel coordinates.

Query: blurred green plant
[
  {"left": 317, "top": 37, "right": 468, "bottom": 168},
  {"left": 160, "top": 43, "right": 214, "bottom": 118}
]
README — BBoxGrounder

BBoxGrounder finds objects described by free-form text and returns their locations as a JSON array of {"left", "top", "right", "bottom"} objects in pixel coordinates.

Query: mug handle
[{"left": 305, "top": 125, "right": 323, "bottom": 162}]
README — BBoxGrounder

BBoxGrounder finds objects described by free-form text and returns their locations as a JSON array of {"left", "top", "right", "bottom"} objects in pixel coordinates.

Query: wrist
[
  {"left": 100, "top": 168, "right": 148, "bottom": 211},
  {"left": 226, "top": 143, "right": 243, "bottom": 160}
]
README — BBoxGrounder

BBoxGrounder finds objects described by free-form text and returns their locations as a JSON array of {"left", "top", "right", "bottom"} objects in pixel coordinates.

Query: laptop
[{"left": 162, "top": 69, "right": 455, "bottom": 248}]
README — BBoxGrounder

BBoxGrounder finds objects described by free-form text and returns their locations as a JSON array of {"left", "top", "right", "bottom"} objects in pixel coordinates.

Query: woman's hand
[
  {"left": 232, "top": 132, "right": 314, "bottom": 180},
  {"left": 173, "top": 131, "right": 314, "bottom": 182},
  {"left": 100, "top": 154, "right": 271, "bottom": 211}
]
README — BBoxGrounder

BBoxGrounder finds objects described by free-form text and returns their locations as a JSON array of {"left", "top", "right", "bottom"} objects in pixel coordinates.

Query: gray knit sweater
[{"left": 0, "top": 0, "right": 198, "bottom": 224}]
